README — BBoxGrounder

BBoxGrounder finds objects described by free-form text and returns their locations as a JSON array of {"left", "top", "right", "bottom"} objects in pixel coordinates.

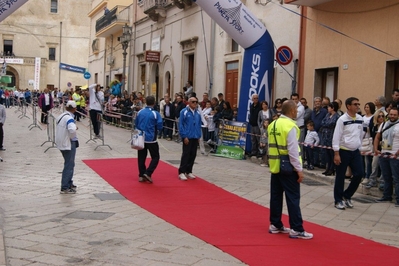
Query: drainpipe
[
  {"left": 209, "top": 20, "right": 215, "bottom": 97},
  {"left": 58, "top": 21, "right": 62, "bottom": 89},
  {"left": 298, "top": 6, "right": 307, "bottom": 96}
]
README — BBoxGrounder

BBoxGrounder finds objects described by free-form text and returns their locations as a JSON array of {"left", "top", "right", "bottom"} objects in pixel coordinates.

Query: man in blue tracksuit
[
  {"left": 178, "top": 97, "right": 202, "bottom": 181},
  {"left": 135, "top": 96, "right": 163, "bottom": 183}
]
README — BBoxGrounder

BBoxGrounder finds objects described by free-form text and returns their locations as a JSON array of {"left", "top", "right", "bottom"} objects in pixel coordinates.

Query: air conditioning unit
[{"left": 107, "top": 56, "right": 114, "bottom": 65}]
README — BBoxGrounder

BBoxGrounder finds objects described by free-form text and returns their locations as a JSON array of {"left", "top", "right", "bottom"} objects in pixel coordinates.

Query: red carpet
[{"left": 83, "top": 158, "right": 399, "bottom": 265}]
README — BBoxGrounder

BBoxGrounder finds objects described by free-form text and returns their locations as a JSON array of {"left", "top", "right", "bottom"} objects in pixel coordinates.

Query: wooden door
[{"left": 225, "top": 61, "right": 239, "bottom": 108}]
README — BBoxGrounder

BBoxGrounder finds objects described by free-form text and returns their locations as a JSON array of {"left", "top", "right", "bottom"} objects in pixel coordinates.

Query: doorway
[
  {"left": 225, "top": 61, "right": 239, "bottom": 107},
  {"left": 314, "top": 67, "right": 338, "bottom": 100}
]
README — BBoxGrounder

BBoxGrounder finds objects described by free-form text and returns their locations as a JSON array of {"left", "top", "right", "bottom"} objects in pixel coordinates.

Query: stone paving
[{"left": 0, "top": 106, "right": 398, "bottom": 265}]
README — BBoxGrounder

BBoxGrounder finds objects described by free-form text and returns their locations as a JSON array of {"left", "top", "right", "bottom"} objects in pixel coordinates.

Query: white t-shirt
[
  {"left": 378, "top": 122, "right": 399, "bottom": 154},
  {"left": 363, "top": 115, "right": 373, "bottom": 138}
]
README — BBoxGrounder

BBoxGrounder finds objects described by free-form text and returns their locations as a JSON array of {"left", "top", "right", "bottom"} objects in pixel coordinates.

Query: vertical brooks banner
[
  {"left": 193, "top": 0, "right": 274, "bottom": 151},
  {"left": 0, "top": 0, "right": 30, "bottom": 23},
  {"left": 34, "top": 57, "right": 40, "bottom": 91}
]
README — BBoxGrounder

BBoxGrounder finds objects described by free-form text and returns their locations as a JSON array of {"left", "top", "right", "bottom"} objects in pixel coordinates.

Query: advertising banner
[
  {"left": 214, "top": 120, "right": 247, "bottom": 160},
  {"left": 60, "top": 63, "right": 86, "bottom": 74},
  {"left": 0, "top": 0, "right": 30, "bottom": 23},
  {"left": 34, "top": 57, "right": 40, "bottom": 91},
  {"left": 193, "top": 0, "right": 274, "bottom": 152}
]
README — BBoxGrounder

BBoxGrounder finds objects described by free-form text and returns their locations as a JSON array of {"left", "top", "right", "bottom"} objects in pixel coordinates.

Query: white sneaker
[
  {"left": 186, "top": 173, "right": 196, "bottom": 179},
  {"left": 260, "top": 163, "right": 267, "bottom": 167},
  {"left": 289, "top": 229, "right": 313, "bottom": 240},
  {"left": 269, "top": 224, "right": 290, "bottom": 234},
  {"left": 179, "top": 173, "right": 188, "bottom": 181}
]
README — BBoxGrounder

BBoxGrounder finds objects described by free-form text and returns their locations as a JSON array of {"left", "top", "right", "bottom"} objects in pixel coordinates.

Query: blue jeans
[
  {"left": 334, "top": 149, "right": 364, "bottom": 203},
  {"left": 379, "top": 156, "right": 399, "bottom": 202},
  {"left": 270, "top": 171, "right": 304, "bottom": 232},
  {"left": 60, "top": 141, "right": 77, "bottom": 190}
]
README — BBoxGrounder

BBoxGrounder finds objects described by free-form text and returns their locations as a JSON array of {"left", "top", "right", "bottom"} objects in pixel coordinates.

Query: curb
[{"left": 304, "top": 169, "right": 383, "bottom": 198}]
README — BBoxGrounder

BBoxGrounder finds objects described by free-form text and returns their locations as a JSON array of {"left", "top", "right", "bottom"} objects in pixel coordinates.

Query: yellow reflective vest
[{"left": 268, "top": 116, "right": 302, "bottom": 174}]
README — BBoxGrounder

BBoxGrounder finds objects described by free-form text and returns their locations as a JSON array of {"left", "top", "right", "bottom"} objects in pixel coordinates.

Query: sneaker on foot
[
  {"left": 179, "top": 173, "right": 188, "bottom": 181},
  {"left": 364, "top": 183, "right": 376, "bottom": 189},
  {"left": 361, "top": 178, "right": 369, "bottom": 185},
  {"left": 343, "top": 198, "right": 354, "bottom": 208},
  {"left": 143, "top": 174, "right": 153, "bottom": 183},
  {"left": 186, "top": 173, "right": 196, "bottom": 179},
  {"left": 70, "top": 184, "right": 77, "bottom": 189},
  {"left": 138, "top": 176, "right": 145, "bottom": 182},
  {"left": 289, "top": 229, "right": 313, "bottom": 240},
  {"left": 334, "top": 201, "right": 346, "bottom": 210},
  {"left": 375, "top": 197, "right": 392, "bottom": 203},
  {"left": 260, "top": 163, "right": 267, "bottom": 167},
  {"left": 269, "top": 224, "right": 290, "bottom": 234},
  {"left": 60, "top": 188, "right": 76, "bottom": 194}
]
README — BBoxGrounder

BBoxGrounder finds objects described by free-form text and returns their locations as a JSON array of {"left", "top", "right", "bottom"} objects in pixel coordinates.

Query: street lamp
[{"left": 120, "top": 23, "right": 132, "bottom": 93}]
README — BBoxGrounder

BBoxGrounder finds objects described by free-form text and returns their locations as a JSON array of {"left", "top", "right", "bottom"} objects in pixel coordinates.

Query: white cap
[{"left": 66, "top": 100, "right": 77, "bottom": 108}]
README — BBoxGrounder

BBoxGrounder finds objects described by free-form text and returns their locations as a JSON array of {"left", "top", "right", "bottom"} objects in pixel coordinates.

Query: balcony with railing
[
  {"left": 173, "top": 0, "right": 193, "bottom": 9},
  {"left": 142, "top": 0, "right": 170, "bottom": 22},
  {"left": 95, "top": 5, "right": 130, "bottom": 38}
]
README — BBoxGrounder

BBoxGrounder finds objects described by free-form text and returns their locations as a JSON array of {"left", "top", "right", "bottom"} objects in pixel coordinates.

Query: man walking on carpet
[
  {"left": 178, "top": 97, "right": 202, "bottom": 181},
  {"left": 268, "top": 100, "right": 313, "bottom": 240},
  {"left": 135, "top": 96, "right": 163, "bottom": 183}
]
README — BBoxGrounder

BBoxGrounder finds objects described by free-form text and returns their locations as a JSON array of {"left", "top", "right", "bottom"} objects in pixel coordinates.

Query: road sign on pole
[
  {"left": 83, "top": 72, "right": 91, "bottom": 80},
  {"left": 276, "top": 46, "right": 293, "bottom": 66}
]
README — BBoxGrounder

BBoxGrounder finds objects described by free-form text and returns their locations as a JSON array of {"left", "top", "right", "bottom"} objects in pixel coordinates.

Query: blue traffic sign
[{"left": 83, "top": 72, "right": 91, "bottom": 80}]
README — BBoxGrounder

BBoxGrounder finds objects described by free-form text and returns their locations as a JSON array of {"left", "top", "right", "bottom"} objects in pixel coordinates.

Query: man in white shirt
[
  {"left": 332, "top": 97, "right": 364, "bottom": 210},
  {"left": 89, "top": 84, "right": 104, "bottom": 138},
  {"left": 373, "top": 108, "right": 399, "bottom": 206},
  {"left": 185, "top": 81, "right": 193, "bottom": 98},
  {"left": 291, "top": 93, "right": 305, "bottom": 156},
  {"left": 55, "top": 101, "right": 78, "bottom": 194}
]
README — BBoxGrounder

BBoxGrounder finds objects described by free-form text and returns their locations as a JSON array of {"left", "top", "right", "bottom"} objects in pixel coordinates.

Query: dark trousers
[
  {"left": 75, "top": 106, "right": 82, "bottom": 121},
  {"left": 334, "top": 149, "right": 364, "bottom": 203},
  {"left": 270, "top": 171, "right": 304, "bottom": 232},
  {"left": 250, "top": 125, "right": 261, "bottom": 156},
  {"left": 137, "top": 142, "right": 160, "bottom": 177},
  {"left": 304, "top": 146, "right": 314, "bottom": 166},
  {"left": 179, "top": 138, "right": 198, "bottom": 174},
  {"left": 89, "top": 109, "right": 102, "bottom": 135},
  {"left": 163, "top": 117, "right": 174, "bottom": 138},
  {"left": 41, "top": 105, "right": 50, "bottom": 123},
  {"left": 0, "top": 122, "right": 4, "bottom": 148},
  {"left": 325, "top": 149, "right": 335, "bottom": 172}
]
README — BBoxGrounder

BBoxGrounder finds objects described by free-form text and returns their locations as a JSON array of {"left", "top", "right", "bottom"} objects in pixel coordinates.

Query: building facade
[
  {"left": 0, "top": 0, "right": 91, "bottom": 92},
  {"left": 288, "top": 0, "right": 399, "bottom": 107}
]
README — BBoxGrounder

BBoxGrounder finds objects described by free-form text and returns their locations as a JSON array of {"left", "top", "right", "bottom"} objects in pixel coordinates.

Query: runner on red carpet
[
  {"left": 268, "top": 100, "right": 313, "bottom": 240},
  {"left": 135, "top": 95, "right": 163, "bottom": 183}
]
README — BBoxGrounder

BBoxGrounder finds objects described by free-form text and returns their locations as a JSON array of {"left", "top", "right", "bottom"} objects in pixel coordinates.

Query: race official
[{"left": 268, "top": 100, "right": 313, "bottom": 240}]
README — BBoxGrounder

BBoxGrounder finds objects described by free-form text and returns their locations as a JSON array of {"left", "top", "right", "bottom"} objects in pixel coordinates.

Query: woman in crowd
[
  {"left": 272, "top": 98, "right": 283, "bottom": 117},
  {"left": 361, "top": 102, "right": 375, "bottom": 184},
  {"left": 257, "top": 100, "right": 273, "bottom": 128},
  {"left": 220, "top": 101, "right": 233, "bottom": 120},
  {"left": 364, "top": 109, "right": 387, "bottom": 188},
  {"left": 319, "top": 102, "right": 339, "bottom": 176}
]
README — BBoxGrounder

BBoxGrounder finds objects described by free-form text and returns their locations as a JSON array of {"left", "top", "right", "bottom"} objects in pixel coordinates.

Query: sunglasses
[
  {"left": 352, "top": 103, "right": 361, "bottom": 106},
  {"left": 190, "top": 101, "right": 198, "bottom": 103},
  {"left": 378, "top": 115, "right": 385, "bottom": 118}
]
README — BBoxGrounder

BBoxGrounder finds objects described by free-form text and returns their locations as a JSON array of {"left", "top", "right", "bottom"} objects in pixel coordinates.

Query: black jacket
[{"left": 249, "top": 102, "right": 261, "bottom": 126}]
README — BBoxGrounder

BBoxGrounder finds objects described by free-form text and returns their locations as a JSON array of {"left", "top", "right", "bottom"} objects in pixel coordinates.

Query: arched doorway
[
  {"left": 165, "top": 71, "right": 171, "bottom": 96},
  {"left": 5, "top": 66, "right": 19, "bottom": 89},
  {"left": 150, "top": 63, "right": 159, "bottom": 101}
]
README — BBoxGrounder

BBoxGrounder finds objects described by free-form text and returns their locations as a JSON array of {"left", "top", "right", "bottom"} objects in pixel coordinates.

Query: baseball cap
[{"left": 66, "top": 100, "right": 77, "bottom": 108}]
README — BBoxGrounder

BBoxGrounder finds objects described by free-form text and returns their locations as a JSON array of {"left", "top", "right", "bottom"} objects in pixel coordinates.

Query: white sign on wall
[
  {"left": 34, "top": 57, "right": 41, "bottom": 91},
  {"left": 151, "top": 36, "right": 161, "bottom": 51}
]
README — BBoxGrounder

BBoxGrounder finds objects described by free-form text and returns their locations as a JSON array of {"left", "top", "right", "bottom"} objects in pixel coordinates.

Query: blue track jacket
[
  {"left": 135, "top": 107, "right": 163, "bottom": 143},
  {"left": 179, "top": 106, "right": 202, "bottom": 139}
]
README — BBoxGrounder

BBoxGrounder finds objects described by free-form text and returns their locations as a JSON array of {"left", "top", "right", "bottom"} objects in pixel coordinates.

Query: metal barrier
[
  {"left": 41, "top": 113, "right": 57, "bottom": 153},
  {"left": 28, "top": 103, "right": 42, "bottom": 130},
  {"left": 93, "top": 112, "right": 112, "bottom": 150}
]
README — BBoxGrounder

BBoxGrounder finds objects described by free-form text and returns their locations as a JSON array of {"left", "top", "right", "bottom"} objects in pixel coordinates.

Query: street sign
[
  {"left": 83, "top": 72, "right": 91, "bottom": 80},
  {"left": 67, "top": 82, "right": 72, "bottom": 87},
  {"left": 276, "top": 46, "right": 293, "bottom": 66}
]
